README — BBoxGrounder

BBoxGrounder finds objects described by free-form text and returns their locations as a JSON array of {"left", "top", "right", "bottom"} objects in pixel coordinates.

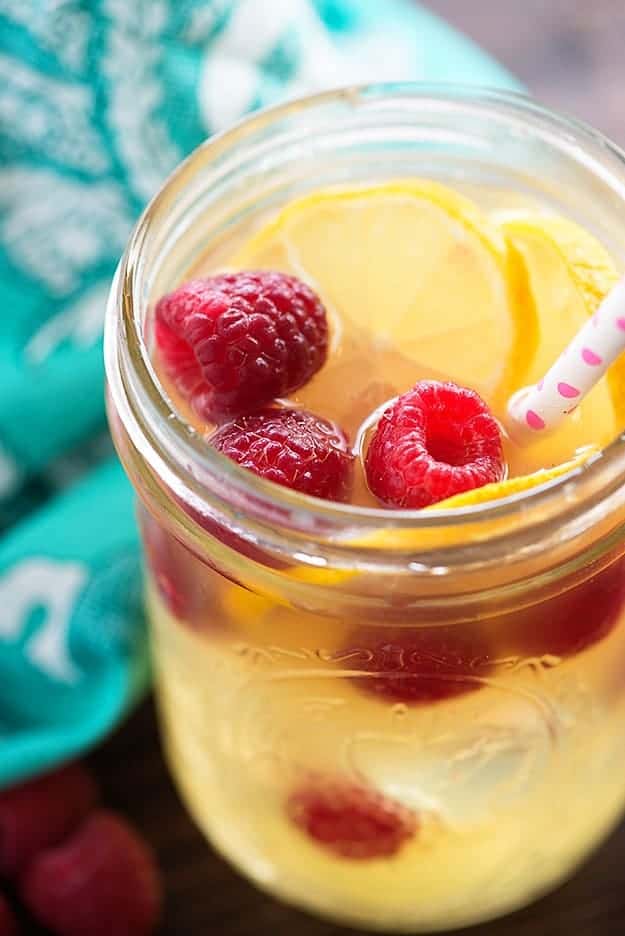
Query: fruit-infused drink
[{"left": 106, "top": 87, "right": 625, "bottom": 932}]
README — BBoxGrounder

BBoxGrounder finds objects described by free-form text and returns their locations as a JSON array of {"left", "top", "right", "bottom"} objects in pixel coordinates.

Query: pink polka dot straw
[{"left": 508, "top": 275, "right": 625, "bottom": 437}]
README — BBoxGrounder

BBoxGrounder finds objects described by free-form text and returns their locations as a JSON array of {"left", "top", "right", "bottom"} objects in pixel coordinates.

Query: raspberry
[
  {"left": 287, "top": 780, "right": 417, "bottom": 860},
  {"left": 155, "top": 271, "right": 328, "bottom": 421},
  {"left": 506, "top": 558, "right": 625, "bottom": 660},
  {"left": 0, "top": 894, "right": 18, "bottom": 936},
  {"left": 0, "top": 763, "right": 98, "bottom": 879},
  {"left": 179, "top": 500, "right": 290, "bottom": 571},
  {"left": 343, "top": 624, "right": 495, "bottom": 704},
  {"left": 365, "top": 380, "right": 505, "bottom": 509},
  {"left": 21, "top": 811, "right": 161, "bottom": 936},
  {"left": 142, "top": 515, "right": 192, "bottom": 619},
  {"left": 211, "top": 407, "right": 355, "bottom": 502},
  {"left": 143, "top": 511, "right": 246, "bottom": 627}
]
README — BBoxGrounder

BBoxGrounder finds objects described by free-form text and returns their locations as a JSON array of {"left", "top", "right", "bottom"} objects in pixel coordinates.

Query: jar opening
[{"left": 105, "top": 83, "right": 625, "bottom": 574}]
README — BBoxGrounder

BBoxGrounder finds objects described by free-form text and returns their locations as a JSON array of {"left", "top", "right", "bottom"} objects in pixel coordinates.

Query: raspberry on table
[
  {"left": 0, "top": 763, "right": 98, "bottom": 879},
  {"left": 287, "top": 779, "right": 417, "bottom": 860},
  {"left": 20, "top": 810, "right": 161, "bottom": 936},
  {"left": 365, "top": 380, "right": 505, "bottom": 509},
  {"left": 155, "top": 271, "right": 329, "bottom": 422},
  {"left": 343, "top": 624, "right": 496, "bottom": 704},
  {"left": 211, "top": 407, "right": 355, "bottom": 502},
  {"left": 0, "top": 894, "right": 18, "bottom": 936}
]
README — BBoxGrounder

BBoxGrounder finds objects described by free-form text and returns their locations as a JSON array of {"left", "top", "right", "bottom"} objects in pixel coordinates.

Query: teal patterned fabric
[{"left": 0, "top": 0, "right": 518, "bottom": 789}]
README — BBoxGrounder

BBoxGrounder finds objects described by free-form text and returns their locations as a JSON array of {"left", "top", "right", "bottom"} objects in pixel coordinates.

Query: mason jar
[{"left": 105, "top": 84, "right": 625, "bottom": 932}]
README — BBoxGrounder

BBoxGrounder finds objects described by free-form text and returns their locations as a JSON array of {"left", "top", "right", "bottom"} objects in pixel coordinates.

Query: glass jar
[{"left": 105, "top": 85, "right": 625, "bottom": 932}]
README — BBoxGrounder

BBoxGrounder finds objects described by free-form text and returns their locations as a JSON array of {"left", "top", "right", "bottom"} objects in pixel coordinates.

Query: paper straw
[{"left": 508, "top": 275, "right": 625, "bottom": 438}]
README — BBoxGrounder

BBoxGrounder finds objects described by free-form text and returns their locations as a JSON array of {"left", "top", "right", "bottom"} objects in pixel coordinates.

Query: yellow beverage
[{"left": 106, "top": 87, "right": 625, "bottom": 932}]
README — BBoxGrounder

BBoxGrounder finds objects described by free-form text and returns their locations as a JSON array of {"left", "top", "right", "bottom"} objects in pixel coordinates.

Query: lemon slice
[
  {"left": 499, "top": 213, "right": 619, "bottom": 314},
  {"left": 430, "top": 449, "right": 596, "bottom": 510},
  {"left": 233, "top": 181, "right": 530, "bottom": 404},
  {"left": 278, "top": 450, "right": 597, "bottom": 589},
  {"left": 217, "top": 447, "right": 597, "bottom": 603},
  {"left": 497, "top": 211, "right": 621, "bottom": 475},
  {"left": 540, "top": 214, "right": 625, "bottom": 429}
]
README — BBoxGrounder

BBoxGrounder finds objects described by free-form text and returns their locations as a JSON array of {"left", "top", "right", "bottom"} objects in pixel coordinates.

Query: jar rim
[{"left": 105, "top": 82, "right": 625, "bottom": 562}]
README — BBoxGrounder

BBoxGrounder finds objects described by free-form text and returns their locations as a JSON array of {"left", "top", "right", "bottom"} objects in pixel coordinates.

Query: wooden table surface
[{"left": 89, "top": 4, "right": 625, "bottom": 935}]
